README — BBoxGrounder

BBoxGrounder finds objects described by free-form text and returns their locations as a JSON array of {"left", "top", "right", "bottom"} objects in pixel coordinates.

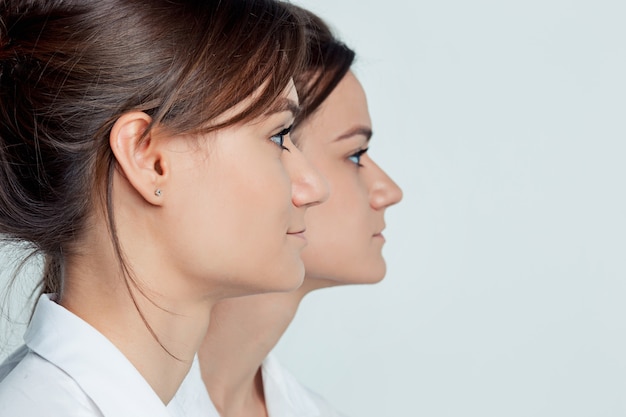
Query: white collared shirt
[
  {"left": 0, "top": 294, "right": 173, "bottom": 417},
  {"left": 167, "top": 355, "right": 220, "bottom": 417},
  {"left": 262, "top": 353, "right": 348, "bottom": 417},
  {"left": 168, "top": 352, "right": 347, "bottom": 417}
]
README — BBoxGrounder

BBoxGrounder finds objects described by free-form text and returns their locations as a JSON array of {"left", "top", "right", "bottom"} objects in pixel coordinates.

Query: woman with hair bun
[
  {"left": 168, "top": 6, "right": 403, "bottom": 417},
  {"left": 0, "top": 0, "right": 328, "bottom": 415}
]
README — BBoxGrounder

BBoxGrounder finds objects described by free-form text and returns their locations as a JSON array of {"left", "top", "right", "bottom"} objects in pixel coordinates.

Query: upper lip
[
  {"left": 373, "top": 226, "right": 385, "bottom": 235},
  {"left": 287, "top": 228, "right": 306, "bottom": 234}
]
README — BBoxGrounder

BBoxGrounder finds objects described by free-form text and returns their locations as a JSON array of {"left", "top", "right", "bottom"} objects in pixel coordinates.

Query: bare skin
[
  {"left": 197, "top": 72, "right": 403, "bottom": 417},
  {"left": 199, "top": 279, "right": 332, "bottom": 417},
  {"left": 60, "top": 82, "right": 328, "bottom": 404}
]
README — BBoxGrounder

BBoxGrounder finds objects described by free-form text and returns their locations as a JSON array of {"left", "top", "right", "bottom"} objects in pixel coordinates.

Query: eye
[
  {"left": 348, "top": 148, "right": 369, "bottom": 167},
  {"left": 269, "top": 125, "right": 293, "bottom": 151}
]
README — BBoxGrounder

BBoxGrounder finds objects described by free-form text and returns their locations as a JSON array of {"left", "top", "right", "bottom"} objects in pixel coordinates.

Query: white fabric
[
  {"left": 167, "top": 355, "right": 220, "bottom": 417},
  {"left": 169, "top": 352, "right": 347, "bottom": 417},
  {"left": 0, "top": 344, "right": 28, "bottom": 381},
  {"left": 262, "top": 353, "right": 348, "bottom": 417},
  {"left": 0, "top": 294, "right": 172, "bottom": 417}
]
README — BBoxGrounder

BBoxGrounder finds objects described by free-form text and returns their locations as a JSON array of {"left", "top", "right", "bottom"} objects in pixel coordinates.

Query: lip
[
  {"left": 373, "top": 228, "right": 386, "bottom": 241},
  {"left": 287, "top": 229, "right": 307, "bottom": 241}
]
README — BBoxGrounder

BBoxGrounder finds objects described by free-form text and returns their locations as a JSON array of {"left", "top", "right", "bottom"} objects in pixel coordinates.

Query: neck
[
  {"left": 59, "top": 216, "right": 216, "bottom": 404},
  {"left": 198, "top": 278, "right": 336, "bottom": 417}
]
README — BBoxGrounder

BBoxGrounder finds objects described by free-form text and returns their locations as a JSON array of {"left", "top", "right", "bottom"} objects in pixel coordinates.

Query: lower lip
[
  {"left": 373, "top": 233, "right": 385, "bottom": 242},
  {"left": 288, "top": 232, "right": 307, "bottom": 242}
]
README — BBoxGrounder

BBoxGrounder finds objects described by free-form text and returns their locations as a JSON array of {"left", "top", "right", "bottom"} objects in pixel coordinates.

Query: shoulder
[{"left": 0, "top": 351, "right": 102, "bottom": 416}]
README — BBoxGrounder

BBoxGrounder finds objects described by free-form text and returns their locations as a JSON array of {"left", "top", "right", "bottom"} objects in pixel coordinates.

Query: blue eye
[
  {"left": 270, "top": 125, "right": 292, "bottom": 151},
  {"left": 348, "top": 148, "right": 368, "bottom": 167}
]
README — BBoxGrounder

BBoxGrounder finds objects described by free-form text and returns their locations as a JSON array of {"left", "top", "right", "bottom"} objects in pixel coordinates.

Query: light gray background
[
  {"left": 274, "top": 0, "right": 626, "bottom": 416},
  {"left": 2, "top": 1, "right": 626, "bottom": 416}
]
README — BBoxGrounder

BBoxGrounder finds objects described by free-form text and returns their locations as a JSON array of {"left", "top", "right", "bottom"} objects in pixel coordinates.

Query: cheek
[
  {"left": 320, "top": 174, "right": 370, "bottom": 234},
  {"left": 302, "top": 176, "right": 375, "bottom": 278},
  {"left": 165, "top": 155, "right": 293, "bottom": 269},
  {"left": 217, "top": 161, "right": 302, "bottom": 292},
  {"left": 212, "top": 159, "right": 293, "bottom": 237}
]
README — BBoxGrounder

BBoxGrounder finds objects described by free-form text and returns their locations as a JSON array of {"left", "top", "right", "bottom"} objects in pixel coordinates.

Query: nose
[
  {"left": 284, "top": 136, "right": 330, "bottom": 208},
  {"left": 363, "top": 154, "right": 403, "bottom": 210}
]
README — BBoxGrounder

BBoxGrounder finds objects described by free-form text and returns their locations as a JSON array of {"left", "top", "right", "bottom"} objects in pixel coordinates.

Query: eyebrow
[
  {"left": 264, "top": 97, "right": 301, "bottom": 119},
  {"left": 334, "top": 126, "right": 373, "bottom": 142}
]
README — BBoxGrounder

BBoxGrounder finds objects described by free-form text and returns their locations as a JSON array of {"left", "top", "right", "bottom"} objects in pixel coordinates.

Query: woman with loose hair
[
  {"left": 168, "top": 7, "right": 403, "bottom": 417},
  {"left": 0, "top": 0, "right": 328, "bottom": 415}
]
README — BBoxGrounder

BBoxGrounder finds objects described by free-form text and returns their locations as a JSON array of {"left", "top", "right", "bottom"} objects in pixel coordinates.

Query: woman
[
  {"left": 169, "top": 7, "right": 403, "bottom": 417},
  {"left": 0, "top": 0, "right": 327, "bottom": 415}
]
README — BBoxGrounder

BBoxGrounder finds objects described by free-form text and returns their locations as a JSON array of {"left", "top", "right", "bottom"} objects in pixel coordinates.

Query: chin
[
  {"left": 352, "top": 257, "right": 387, "bottom": 284},
  {"left": 251, "top": 262, "right": 305, "bottom": 295},
  {"left": 319, "top": 261, "right": 388, "bottom": 286},
  {"left": 353, "top": 268, "right": 387, "bottom": 285},
  {"left": 279, "top": 262, "right": 307, "bottom": 292}
]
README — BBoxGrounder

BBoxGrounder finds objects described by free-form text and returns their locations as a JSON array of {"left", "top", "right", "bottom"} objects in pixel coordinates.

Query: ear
[{"left": 109, "top": 112, "right": 168, "bottom": 206}]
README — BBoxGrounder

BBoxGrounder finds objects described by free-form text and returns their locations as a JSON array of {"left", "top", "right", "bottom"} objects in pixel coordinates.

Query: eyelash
[
  {"left": 269, "top": 125, "right": 293, "bottom": 152},
  {"left": 348, "top": 148, "right": 369, "bottom": 167}
]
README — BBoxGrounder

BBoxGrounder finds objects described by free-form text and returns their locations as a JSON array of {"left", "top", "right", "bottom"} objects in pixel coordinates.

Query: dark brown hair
[
  {"left": 0, "top": 0, "right": 306, "bottom": 297},
  {"left": 290, "top": 5, "right": 355, "bottom": 130}
]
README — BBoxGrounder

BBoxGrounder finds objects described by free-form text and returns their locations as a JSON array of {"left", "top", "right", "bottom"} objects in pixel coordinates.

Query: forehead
[{"left": 314, "top": 72, "right": 371, "bottom": 130}]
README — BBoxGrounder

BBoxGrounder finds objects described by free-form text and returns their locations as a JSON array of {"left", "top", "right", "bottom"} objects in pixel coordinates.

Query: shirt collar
[
  {"left": 262, "top": 353, "right": 321, "bottom": 417},
  {"left": 25, "top": 294, "right": 172, "bottom": 417},
  {"left": 168, "top": 355, "right": 220, "bottom": 417}
]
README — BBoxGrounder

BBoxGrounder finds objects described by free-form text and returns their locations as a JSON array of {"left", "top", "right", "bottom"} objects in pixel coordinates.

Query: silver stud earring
[{"left": 154, "top": 189, "right": 162, "bottom": 197}]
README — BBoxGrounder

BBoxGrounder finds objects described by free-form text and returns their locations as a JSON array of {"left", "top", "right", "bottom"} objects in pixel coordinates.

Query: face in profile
[
  {"left": 295, "top": 72, "right": 403, "bottom": 285},
  {"left": 154, "top": 81, "right": 328, "bottom": 299}
]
